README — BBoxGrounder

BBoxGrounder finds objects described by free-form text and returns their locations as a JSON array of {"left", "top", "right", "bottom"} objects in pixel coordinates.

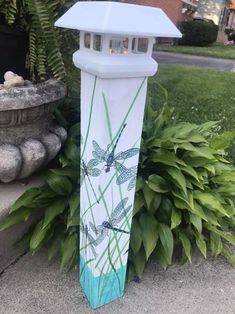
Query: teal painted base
[{"left": 80, "top": 256, "right": 127, "bottom": 309}]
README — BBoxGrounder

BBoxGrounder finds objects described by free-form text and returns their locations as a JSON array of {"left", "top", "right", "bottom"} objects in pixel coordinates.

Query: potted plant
[
  {"left": 0, "top": 13, "right": 29, "bottom": 83},
  {"left": 0, "top": 0, "right": 77, "bottom": 182},
  {"left": 0, "top": 0, "right": 77, "bottom": 81}
]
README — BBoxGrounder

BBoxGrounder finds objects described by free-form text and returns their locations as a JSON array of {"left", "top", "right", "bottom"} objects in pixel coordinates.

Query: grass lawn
[
  {"left": 148, "top": 64, "right": 235, "bottom": 160},
  {"left": 155, "top": 43, "right": 235, "bottom": 60}
]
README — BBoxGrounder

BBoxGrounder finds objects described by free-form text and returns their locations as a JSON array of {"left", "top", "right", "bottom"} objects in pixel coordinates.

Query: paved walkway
[
  {"left": 153, "top": 51, "right": 235, "bottom": 72},
  {"left": 0, "top": 249, "right": 235, "bottom": 314}
]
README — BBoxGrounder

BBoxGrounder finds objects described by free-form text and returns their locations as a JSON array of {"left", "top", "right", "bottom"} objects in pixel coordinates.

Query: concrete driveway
[
  {"left": 153, "top": 51, "right": 235, "bottom": 72},
  {"left": 0, "top": 249, "right": 234, "bottom": 314}
]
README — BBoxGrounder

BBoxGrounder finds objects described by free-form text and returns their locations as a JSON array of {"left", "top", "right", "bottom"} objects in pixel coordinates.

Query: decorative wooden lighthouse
[{"left": 55, "top": 1, "right": 181, "bottom": 309}]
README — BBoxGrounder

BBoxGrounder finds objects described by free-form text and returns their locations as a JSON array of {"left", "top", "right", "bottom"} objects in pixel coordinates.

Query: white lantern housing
[{"left": 55, "top": 1, "right": 181, "bottom": 78}]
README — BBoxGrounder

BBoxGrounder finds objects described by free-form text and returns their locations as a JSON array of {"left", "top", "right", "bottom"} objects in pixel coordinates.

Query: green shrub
[
  {"left": 129, "top": 95, "right": 235, "bottom": 279},
  {"left": 179, "top": 20, "right": 219, "bottom": 46},
  {"left": 0, "top": 90, "right": 234, "bottom": 278}
]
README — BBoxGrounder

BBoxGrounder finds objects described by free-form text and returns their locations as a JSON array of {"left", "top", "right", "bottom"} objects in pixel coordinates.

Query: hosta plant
[
  {"left": 0, "top": 94, "right": 234, "bottom": 278},
  {"left": 129, "top": 97, "right": 235, "bottom": 279}
]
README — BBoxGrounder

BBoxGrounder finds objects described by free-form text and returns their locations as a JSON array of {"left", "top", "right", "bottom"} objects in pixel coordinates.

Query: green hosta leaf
[
  {"left": 213, "top": 171, "right": 235, "bottom": 183},
  {"left": 135, "top": 177, "right": 144, "bottom": 192},
  {"left": 59, "top": 155, "right": 70, "bottom": 167},
  {"left": 193, "top": 202, "right": 208, "bottom": 222},
  {"left": 206, "top": 224, "right": 235, "bottom": 246},
  {"left": 179, "top": 230, "right": 192, "bottom": 263},
  {"left": 43, "top": 199, "right": 67, "bottom": 229},
  {"left": 204, "top": 209, "right": 220, "bottom": 226},
  {"left": 143, "top": 184, "right": 155, "bottom": 209},
  {"left": 217, "top": 185, "right": 235, "bottom": 197},
  {"left": 172, "top": 191, "right": 193, "bottom": 211},
  {"left": 47, "top": 172, "right": 73, "bottom": 196},
  {"left": 222, "top": 244, "right": 235, "bottom": 267},
  {"left": 183, "top": 156, "right": 213, "bottom": 168},
  {"left": 132, "top": 246, "right": 146, "bottom": 278},
  {"left": 149, "top": 193, "right": 162, "bottom": 214},
  {"left": 210, "top": 131, "right": 235, "bottom": 150},
  {"left": 175, "top": 142, "right": 197, "bottom": 153},
  {"left": 48, "top": 226, "right": 65, "bottom": 261},
  {"left": 151, "top": 139, "right": 174, "bottom": 150},
  {"left": 216, "top": 156, "right": 230, "bottom": 164},
  {"left": 68, "top": 193, "right": 79, "bottom": 218},
  {"left": 171, "top": 207, "right": 182, "bottom": 229},
  {"left": 68, "top": 123, "right": 80, "bottom": 138},
  {"left": 10, "top": 188, "right": 41, "bottom": 212},
  {"left": 187, "top": 134, "right": 208, "bottom": 143},
  {"left": 196, "top": 121, "right": 219, "bottom": 134},
  {"left": 186, "top": 180, "right": 193, "bottom": 189},
  {"left": 0, "top": 208, "right": 32, "bottom": 231},
  {"left": 190, "top": 178, "right": 205, "bottom": 190},
  {"left": 203, "top": 164, "right": 215, "bottom": 175},
  {"left": 194, "top": 192, "right": 229, "bottom": 217},
  {"left": 158, "top": 223, "right": 174, "bottom": 264},
  {"left": 187, "top": 147, "right": 215, "bottom": 160},
  {"left": 180, "top": 164, "right": 200, "bottom": 182},
  {"left": 130, "top": 218, "right": 142, "bottom": 255},
  {"left": 210, "top": 232, "right": 223, "bottom": 257},
  {"left": 195, "top": 231, "right": 207, "bottom": 258},
  {"left": 161, "top": 122, "right": 198, "bottom": 140},
  {"left": 133, "top": 193, "right": 144, "bottom": 216},
  {"left": 189, "top": 213, "right": 202, "bottom": 233},
  {"left": 64, "top": 140, "right": 80, "bottom": 161},
  {"left": 223, "top": 204, "right": 235, "bottom": 217},
  {"left": 214, "top": 163, "right": 232, "bottom": 175},
  {"left": 60, "top": 233, "right": 77, "bottom": 270},
  {"left": 127, "top": 264, "right": 138, "bottom": 282},
  {"left": 50, "top": 167, "right": 79, "bottom": 182},
  {"left": 67, "top": 211, "right": 80, "bottom": 228},
  {"left": 30, "top": 220, "right": 51, "bottom": 251},
  {"left": 156, "top": 241, "right": 170, "bottom": 269},
  {"left": 139, "top": 213, "right": 158, "bottom": 260},
  {"left": 150, "top": 149, "right": 180, "bottom": 168},
  {"left": 15, "top": 227, "right": 34, "bottom": 250},
  {"left": 166, "top": 167, "right": 187, "bottom": 196},
  {"left": 147, "top": 174, "right": 169, "bottom": 193}
]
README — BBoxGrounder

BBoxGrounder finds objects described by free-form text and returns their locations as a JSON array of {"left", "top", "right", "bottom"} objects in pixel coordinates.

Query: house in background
[
  {"left": 194, "top": 0, "right": 231, "bottom": 27},
  {"left": 126, "top": 0, "right": 235, "bottom": 42},
  {"left": 126, "top": 0, "right": 198, "bottom": 26},
  {"left": 194, "top": 0, "right": 235, "bottom": 42},
  {"left": 228, "top": 0, "right": 235, "bottom": 29}
]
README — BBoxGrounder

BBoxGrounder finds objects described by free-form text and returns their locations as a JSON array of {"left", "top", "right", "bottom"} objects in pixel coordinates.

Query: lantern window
[
  {"left": 93, "top": 34, "right": 102, "bottom": 51},
  {"left": 109, "top": 37, "right": 129, "bottom": 54},
  {"left": 132, "top": 38, "right": 149, "bottom": 54},
  {"left": 84, "top": 33, "right": 91, "bottom": 48}
]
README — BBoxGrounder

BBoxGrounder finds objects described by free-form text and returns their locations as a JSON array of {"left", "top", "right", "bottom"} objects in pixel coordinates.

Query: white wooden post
[{"left": 55, "top": 1, "right": 181, "bottom": 309}]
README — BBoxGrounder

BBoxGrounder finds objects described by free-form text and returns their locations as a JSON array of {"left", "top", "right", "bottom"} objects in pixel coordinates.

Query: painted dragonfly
[
  {"left": 89, "top": 198, "right": 132, "bottom": 246},
  {"left": 116, "top": 164, "right": 138, "bottom": 191},
  {"left": 80, "top": 222, "right": 100, "bottom": 258},
  {"left": 92, "top": 124, "right": 139, "bottom": 189},
  {"left": 81, "top": 159, "right": 101, "bottom": 203}
]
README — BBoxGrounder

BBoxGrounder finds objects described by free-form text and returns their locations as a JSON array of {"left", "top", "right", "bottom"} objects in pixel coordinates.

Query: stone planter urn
[{"left": 0, "top": 79, "right": 67, "bottom": 183}]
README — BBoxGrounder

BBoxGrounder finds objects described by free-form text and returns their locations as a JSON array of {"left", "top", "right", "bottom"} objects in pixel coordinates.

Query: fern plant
[{"left": 0, "top": 0, "right": 76, "bottom": 80}]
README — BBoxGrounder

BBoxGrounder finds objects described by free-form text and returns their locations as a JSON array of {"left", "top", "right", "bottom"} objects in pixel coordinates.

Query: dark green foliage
[
  {"left": 0, "top": 87, "right": 234, "bottom": 279},
  {"left": 179, "top": 20, "right": 219, "bottom": 46},
  {"left": 0, "top": 0, "right": 77, "bottom": 80}
]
